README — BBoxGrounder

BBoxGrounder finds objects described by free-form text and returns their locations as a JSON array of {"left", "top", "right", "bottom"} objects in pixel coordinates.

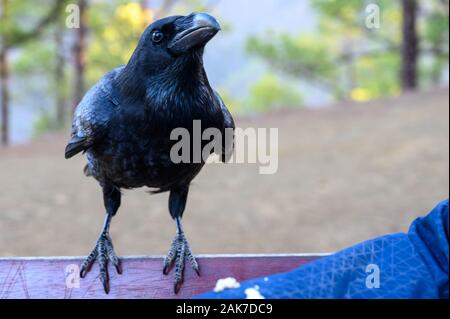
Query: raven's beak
[{"left": 168, "top": 13, "right": 221, "bottom": 55}]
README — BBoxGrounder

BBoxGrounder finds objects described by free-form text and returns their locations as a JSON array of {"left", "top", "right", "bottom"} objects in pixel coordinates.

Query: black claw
[
  {"left": 174, "top": 281, "right": 183, "bottom": 294},
  {"left": 163, "top": 258, "right": 176, "bottom": 275},
  {"left": 103, "top": 281, "right": 110, "bottom": 294},
  {"left": 194, "top": 268, "right": 200, "bottom": 277},
  {"left": 80, "top": 261, "right": 94, "bottom": 278},
  {"left": 163, "top": 265, "right": 170, "bottom": 275},
  {"left": 115, "top": 260, "right": 123, "bottom": 275},
  {"left": 100, "top": 271, "right": 110, "bottom": 294}
]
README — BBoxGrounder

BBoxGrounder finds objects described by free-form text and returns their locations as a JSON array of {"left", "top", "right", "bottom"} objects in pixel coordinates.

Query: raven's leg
[
  {"left": 163, "top": 185, "right": 200, "bottom": 293},
  {"left": 79, "top": 185, "right": 122, "bottom": 294}
]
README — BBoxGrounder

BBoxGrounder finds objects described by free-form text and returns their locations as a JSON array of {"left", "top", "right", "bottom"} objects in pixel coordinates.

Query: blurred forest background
[
  {"left": 0, "top": 0, "right": 448, "bottom": 256},
  {"left": 0, "top": 0, "right": 448, "bottom": 145}
]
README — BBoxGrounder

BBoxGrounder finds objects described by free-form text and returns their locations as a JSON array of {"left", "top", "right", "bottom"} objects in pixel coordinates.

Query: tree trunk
[
  {"left": 0, "top": 47, "right": 9, "bottom": 146},
  {"left": 72, "top": 0, "right": 87, "bottom": 110},
  {"left": 401, "top": 0, "right": 419, "bottom": 91},
  {"left": 55, "top": 25, "right": 66, "bottom": 127},
  {"left": 342, "top": 40, "right": 356, "bottom": 100},
  {"left": 0, "top": 0, "right": 10, "bottom": 146}
]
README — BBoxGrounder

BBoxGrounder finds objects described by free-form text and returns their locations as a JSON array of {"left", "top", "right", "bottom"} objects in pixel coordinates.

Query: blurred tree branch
[
  {"left": 401, "top": 0, "right": 418, "bottom": 90},
  {"left": 4, "top": 0, "right": 68, "bottom": 48},
  {"left": 0, "top": 0, "right": 10, "bottom": 145},
  {"left": 0, "top": 0, "right": 69, "bottom": 145},
  {"left": 72, "top": 0, "right": 87, "bottom": 109}
]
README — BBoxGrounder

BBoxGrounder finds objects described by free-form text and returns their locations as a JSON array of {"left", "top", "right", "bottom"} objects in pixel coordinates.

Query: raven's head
[{"left": 130, "top": 12, "right": 221, "bottom": 75}]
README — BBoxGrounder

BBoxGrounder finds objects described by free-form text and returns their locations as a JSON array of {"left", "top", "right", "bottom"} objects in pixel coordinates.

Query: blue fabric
[{"left": 196, "top": 200, "right": 449, "bottom": 299}]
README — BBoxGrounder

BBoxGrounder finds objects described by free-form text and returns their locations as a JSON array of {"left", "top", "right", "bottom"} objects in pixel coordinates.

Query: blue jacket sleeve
[{"left": 195, "top": 200, "right": 449, "bottom": 299}]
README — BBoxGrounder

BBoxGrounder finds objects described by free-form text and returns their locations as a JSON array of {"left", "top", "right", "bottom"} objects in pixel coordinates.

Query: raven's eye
[{"left": 152, "top": 31, "right": 164, "bottom": 43}]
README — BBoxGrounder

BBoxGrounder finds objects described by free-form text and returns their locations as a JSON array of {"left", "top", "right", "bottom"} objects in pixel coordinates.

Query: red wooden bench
[{"left": 0, "top": 254, "right": 325, "bottom": 299}]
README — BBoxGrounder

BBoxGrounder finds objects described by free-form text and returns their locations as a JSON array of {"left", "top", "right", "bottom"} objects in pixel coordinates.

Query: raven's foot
[
  {"left": 162, "top": 232, "right": 200, "bottom": 293},
  {"left": 79, "top": 232, "right": 122, "bottom": 294}
]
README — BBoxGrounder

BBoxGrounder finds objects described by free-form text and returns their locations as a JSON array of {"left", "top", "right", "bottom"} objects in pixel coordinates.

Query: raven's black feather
[{"left": 65, "top": 136, "right": 89, "bottom": 159}]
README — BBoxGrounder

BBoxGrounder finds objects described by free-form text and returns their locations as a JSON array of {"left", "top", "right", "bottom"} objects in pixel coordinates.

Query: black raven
[{"left": 65, "top": 12, "right": 234, "bottom": 294}]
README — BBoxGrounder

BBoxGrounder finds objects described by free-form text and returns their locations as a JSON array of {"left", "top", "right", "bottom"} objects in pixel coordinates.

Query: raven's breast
[
  {"left": 86, "top": 134, "right": 204, "bottom": 190},
  {"left": 85, "top": 87, "right": 224, "bottom": 190}
]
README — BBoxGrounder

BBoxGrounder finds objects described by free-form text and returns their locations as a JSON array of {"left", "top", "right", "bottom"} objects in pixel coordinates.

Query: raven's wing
[
  {"left": 65, "top": 66, "right": 124, "bottom": 159},
  {"left": 214, "top": 91, "right": 235, "bottom": 162}
]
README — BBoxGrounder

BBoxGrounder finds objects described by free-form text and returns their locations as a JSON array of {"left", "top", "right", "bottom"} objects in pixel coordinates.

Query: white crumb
[
  {"left": 263, "top": 277, "right": 269, "bottom": 282},
  {"left": 213, "top": 277, "right": 240, "bottom": 292},
  {"left": 245, "top": 286, "right": 265, "bottom": 299}
]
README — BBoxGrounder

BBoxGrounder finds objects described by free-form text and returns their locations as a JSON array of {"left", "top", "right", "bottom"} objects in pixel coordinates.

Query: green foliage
[
  {"left": 353, "top": 53, "right": 400, "bottom": 99},
  {"left": 420, "top": 1, "right": 449, "bottom": 84},
  {"left": 246, "top": 73, "right": 303, "bottom": 112},
  {"left": 271, "top": 0, "right": 399, "bottom": 99},
  {"left": 247, "top": 0, "right": 448, "bottom": 103},
  {"left": 86, "top": 1, "right": 146, "bottom": 85},
  {"left": 311, "top": 0, "right": 399, "bottom": 37},
  {"left": 32, "top": 112, "right": 60, "bottom": 138},
  {"left": 1, "top": 0, "right": 71, "bottom": 141},
  {"left": 423, "top": 11, "right": 449, "bottom": 44},
  {"left": 0, "top": 0, "right": 68, "bottom": 47},
  {"left": 13, "top": 40, "right": 54, "bottom": 74},
  {"left": 247, "top": 32, "right": 340, "bottom": 94}
]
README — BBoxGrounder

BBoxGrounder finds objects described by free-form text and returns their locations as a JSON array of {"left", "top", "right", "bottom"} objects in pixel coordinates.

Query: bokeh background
[{"left": 0, "top": 0, "right": 448, "bottom": 256}]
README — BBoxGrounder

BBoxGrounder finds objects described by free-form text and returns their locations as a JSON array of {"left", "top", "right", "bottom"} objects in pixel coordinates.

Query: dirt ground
[{"left": 0, "top": 88, "right": 448, "bottom": 257}]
